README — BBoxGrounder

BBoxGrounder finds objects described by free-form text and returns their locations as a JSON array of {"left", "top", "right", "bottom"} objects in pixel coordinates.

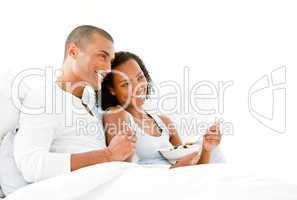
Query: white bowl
[{"left": 159, "top": 144, "right": 202, "bottom": 164}]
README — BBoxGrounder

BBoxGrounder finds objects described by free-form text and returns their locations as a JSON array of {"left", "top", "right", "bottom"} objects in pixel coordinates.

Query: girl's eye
[
  {"left": 137, "top": 75, "right": 145, "bottom": 81},
  {"left": 121, "top": 82, "right": 129, "bottom": 87}
]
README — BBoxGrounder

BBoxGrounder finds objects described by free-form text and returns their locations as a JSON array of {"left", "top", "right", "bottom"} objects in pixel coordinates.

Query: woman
[{"left": 101, "top": 51, "right": 221, "bottom": 168}]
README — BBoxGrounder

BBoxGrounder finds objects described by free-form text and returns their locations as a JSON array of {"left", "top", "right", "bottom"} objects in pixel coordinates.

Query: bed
[
  {"left": 2, "top": 162, "right": 297, "bottom": 200},
  {"left": 1, "top": 71, "right": 296, "bottom": 199}
]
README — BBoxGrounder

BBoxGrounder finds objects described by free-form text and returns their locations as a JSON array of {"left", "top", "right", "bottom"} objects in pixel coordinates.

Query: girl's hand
[
  {"left": 170, "top": 152, "right": 200, "bottom": 169},
  {"left": 203, "top": 122, "right": 221, "bottom": 152}
]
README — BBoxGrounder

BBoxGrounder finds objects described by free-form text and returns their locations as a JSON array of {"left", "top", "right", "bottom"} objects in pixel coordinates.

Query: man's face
[{"left": 70, "top": 33, "right": 115, "bottom": 90}]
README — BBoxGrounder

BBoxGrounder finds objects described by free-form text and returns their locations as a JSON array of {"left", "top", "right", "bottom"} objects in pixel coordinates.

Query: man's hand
[
  {"left": 170, "top": 152, "right": 201, "bottom": 169},
  {"left": 203, "top": 122, "right": 221, "bottom": 152},
  {"left": 107, "top": 132, "right": 137, "bottom": 162}
]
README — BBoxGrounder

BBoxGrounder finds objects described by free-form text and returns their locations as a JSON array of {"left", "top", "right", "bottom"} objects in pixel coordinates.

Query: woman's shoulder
[
  {"left": 158, "top": 115, "right": 174, "bottom": 126},
  {"left": 102, "top": 106, "right": 131, "bottom": 123}
]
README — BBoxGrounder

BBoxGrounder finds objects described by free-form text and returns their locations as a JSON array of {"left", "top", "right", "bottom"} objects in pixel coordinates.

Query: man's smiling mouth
[{"left": 95, "top": 70, "right": 108, "bottom": 80}]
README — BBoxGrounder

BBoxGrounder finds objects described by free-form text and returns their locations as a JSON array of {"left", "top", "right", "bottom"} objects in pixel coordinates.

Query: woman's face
[{"left": 110, "top": 59, "right": 148, "bottom": 109}]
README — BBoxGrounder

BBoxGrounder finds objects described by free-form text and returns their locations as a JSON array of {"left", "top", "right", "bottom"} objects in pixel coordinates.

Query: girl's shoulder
[
  {"left": 158, "top": 115, "right": 175, "bottom": 127},
  {"left": 103, "top": 106, "right": 131, "bottom": 123}
]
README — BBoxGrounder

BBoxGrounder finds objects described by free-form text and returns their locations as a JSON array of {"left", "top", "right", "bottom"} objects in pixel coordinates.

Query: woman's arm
[
  {"left": 103, "top": 107, "right": 136, "bottom": 162},
  {"left": 71, "top": 108, "right": 138, "bottom": 171},
  {"left": 197, "top": 149, "right": 211, "bottom": 164},
  {"left": 198, "top": 123, "right": 221, "bottom": 164},
  {"left": 160, "top": 116, "right": 201, "bottom": 168},
  {"left": 159, "top": 116, "right": 221, "bottom": 166},
  {"left": 72, "top": 108, "right": 138, "bottom": 171},
  {"left": 159, "top": 115, "right": 183, "bottom": 146}
]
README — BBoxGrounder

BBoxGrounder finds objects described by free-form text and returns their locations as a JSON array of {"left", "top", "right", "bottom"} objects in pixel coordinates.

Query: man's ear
[
  {"left": 108, "top": 86, "right": 116, "bottom": 96},
  {"left": 68, "top": 43, "right": 79, "bottom": 59}
]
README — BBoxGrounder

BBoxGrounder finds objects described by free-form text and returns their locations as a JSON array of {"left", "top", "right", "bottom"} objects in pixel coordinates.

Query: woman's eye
[
  {"left": 121, "top": 82, "right": 129, "bottom": 87},
  {"left": 138, "top": 75, "right": 145, "bottom": 81}
]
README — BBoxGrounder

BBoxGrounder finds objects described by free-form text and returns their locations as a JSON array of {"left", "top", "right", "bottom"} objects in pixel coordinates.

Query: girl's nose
[{"left": 134, "top": 82, "right": 146, "bottom": 93}]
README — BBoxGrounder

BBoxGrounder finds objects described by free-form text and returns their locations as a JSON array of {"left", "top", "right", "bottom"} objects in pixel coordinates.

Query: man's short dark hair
[{"left": 64, "top": 25, "right": 113, "bottom": 60}]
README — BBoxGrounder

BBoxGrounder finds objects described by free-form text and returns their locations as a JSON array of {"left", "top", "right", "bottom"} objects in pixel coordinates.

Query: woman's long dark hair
[{"left": 101, "top": 51, "right": 153, "bottom": 111}]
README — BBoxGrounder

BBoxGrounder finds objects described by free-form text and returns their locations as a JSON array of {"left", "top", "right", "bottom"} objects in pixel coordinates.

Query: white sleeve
[{"left": 14, "top": 87, "right": 71, "bottom": 183}]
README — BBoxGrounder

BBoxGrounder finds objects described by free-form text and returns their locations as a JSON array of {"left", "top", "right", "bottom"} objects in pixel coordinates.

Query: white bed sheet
[{"left": 4, "top": 162, "right": 297, "bottom": 200}]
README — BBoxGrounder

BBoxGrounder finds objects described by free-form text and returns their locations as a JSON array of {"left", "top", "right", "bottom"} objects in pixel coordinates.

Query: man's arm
[
  {"left": 71, "top": 133, "right": 136, "bottom": 171},
  {"left": 15, "top": 117, "right": 135, "bottom": 182},
  {"left": 14, "top": 116, "right": 71, "bottom": 183},
  {"left": 14, "top": 87, "right": 135, "bottom": 182}
]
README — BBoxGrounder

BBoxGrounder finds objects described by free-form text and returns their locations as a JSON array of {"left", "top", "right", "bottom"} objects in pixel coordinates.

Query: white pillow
[
  {"left": 0, "top": 187, "right": 4, "bottom": 198},
  {"left": 0, "top": 71, "right": 30, "bottom": 142},
  {"left": 0, "top": 70, "right": 31, "bottom": 196},
  {"left": 0, "top": 131, "right": 28, "bottom": 196}
]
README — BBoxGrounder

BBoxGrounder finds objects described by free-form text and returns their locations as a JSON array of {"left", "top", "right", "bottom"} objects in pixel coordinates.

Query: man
[{"left": 13, "top": 25, "right": 136, "bottom": 183}]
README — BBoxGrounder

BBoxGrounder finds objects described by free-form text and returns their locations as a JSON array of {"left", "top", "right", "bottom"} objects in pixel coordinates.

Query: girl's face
[{"left": 109, "top": 59, "right": 148, "bottom": 109}]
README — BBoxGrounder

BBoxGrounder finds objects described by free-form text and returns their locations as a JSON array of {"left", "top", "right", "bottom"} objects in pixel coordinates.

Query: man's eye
[{"left": 98, "top": 54, "right": 107, "bottom": 60}]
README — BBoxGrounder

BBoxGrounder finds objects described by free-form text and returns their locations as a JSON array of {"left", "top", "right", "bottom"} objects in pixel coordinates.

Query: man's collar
[{"left": 81, "top": 86, "right": 101, "bottom": 117}]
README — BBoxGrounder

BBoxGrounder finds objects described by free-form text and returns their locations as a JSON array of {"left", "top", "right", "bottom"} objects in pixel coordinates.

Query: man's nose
[{"left": 102, "top": 62, "right": 111, "bottom": 72}]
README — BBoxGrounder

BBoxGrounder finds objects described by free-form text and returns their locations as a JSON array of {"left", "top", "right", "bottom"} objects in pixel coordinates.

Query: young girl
[{"left": 101, "top": 51, "right": 221, "bottom": 168}]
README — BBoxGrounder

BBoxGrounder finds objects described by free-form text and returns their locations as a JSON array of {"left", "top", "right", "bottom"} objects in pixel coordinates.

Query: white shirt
[{"left": 14, "top": 84, "right": 106, "bottom": 183}]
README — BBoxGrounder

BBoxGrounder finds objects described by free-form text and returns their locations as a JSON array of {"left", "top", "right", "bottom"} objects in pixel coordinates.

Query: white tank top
[{"left": 127, "top": 111, "right": 173, "bottom": 165}]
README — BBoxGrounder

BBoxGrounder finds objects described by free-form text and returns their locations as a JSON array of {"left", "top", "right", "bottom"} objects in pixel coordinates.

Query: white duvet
[{"left": 4, "top": 162, "right": 297, "bottom": 200}]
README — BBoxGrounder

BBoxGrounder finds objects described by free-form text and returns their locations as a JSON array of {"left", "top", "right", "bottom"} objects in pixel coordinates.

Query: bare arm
[
  {"left": 159, "top": 116, "right": 200, "bottom": 168},
  {"left": 159, "top": 115, "right": 183, "bottom": 146},
  {"left": 159, "top": 115, "right": 215, "bottom": 167},
  {"left": 198, "top": 123, "right": 221, "bottom": 164},
  {"left": 197, "top": 150, "right": 211, "bottom": 164},
  {"left": 70, "top": 149, "right": 112, "bottom": 171},
  {"left": 103, "top": 107, "right": 136, "bottom": 162},
  {"left": 72, "top": 108, "right": 137, "bottom": 171}
]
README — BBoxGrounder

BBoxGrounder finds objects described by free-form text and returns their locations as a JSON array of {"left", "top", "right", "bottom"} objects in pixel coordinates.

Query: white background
[{"left": 0, "top": 0, "right": 296, "bottom": 173}]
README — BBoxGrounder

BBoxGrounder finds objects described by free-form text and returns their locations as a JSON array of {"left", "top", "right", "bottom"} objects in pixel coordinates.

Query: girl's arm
[
  {"left": 159, "top": 115, "right": 182, "bottom": 146},
  {"left": 159, "top": 116, "right": 221, "bottom": 166},
  {"left": 159, "top": 116, "right": 201, "bottom": 168},
  {"left": 198, "top": 123, "right": 221, "bottom": 164},
  {"left": 103, "top": 107, "right": 136, "bottom": 162}
]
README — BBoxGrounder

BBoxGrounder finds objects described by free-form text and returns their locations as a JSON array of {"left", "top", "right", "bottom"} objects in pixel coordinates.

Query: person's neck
[
  {"left": 126, "top": 106, "right": 146, "bottom": 120},
  {"left": 56, "top": 63, "right": 85, "bottom": 99}
]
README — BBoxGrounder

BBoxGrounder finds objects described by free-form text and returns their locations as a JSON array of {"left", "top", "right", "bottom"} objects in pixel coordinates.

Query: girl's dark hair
[{"left": 101, "top": 51, "right": 153, "bottom": 110}]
